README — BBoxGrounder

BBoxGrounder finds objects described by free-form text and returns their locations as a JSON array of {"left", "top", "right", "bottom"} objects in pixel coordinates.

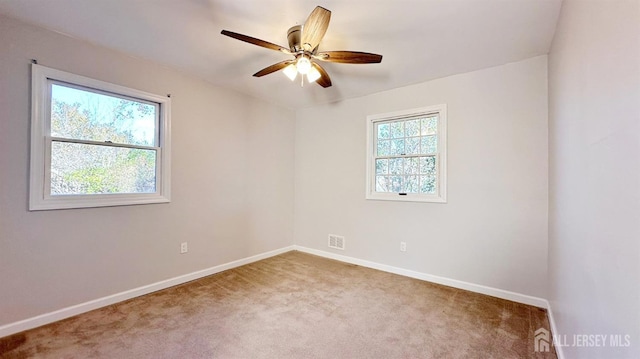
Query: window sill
[
  {"left": 366, "top": 192, "right": 447, "bottom": 203},
  {"left": 29, "top": 193, "right": 170, "bottom": 211}
]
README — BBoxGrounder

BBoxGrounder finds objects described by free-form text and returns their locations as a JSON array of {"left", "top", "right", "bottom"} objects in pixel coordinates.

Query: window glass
[
  {"left": 50, "top": 141, "right": 157, "bottom": 195},
  {"left": 51, "top": 83, "right": 157, "bottom": 146},
  {"left": 373, "top": 116, "right": 440, "bottom": 194}
]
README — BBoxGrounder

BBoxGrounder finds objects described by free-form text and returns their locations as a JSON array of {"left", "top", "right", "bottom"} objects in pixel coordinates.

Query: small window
[
  {"left": 30, "top": 64, "right": 171, "bottom": 210},
  {"left": 366, "top": 105, "right": 447, "bottom": 203}
]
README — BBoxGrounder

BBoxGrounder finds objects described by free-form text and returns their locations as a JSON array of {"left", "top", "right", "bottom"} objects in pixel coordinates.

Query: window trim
[
  {"left": 365, "top": 104, "right": 447, "bottom": 203},
  {"left": 29, "top": 64, "right": 171, "bottom": 210}
]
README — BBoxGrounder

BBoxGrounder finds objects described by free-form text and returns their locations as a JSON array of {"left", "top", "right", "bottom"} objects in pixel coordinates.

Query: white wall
[
  {"left": 294, "top": 56, "right": 549, "bottom": 298},
  {"left": 0, "top": 15, "right": 295, "bottom": 327},
  {"left": 548, "top": 1, "right": 640, "bottom": 358}
]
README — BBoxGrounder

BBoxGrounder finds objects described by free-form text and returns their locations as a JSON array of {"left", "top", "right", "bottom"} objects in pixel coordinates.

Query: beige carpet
[{"left": 0, "top": 251, "right": 556, "bottom": 358}]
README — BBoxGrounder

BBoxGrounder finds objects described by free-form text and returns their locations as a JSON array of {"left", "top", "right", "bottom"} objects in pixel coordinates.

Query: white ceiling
[{"left": 0, "top": 0, "right": 562, "bottom": 109}]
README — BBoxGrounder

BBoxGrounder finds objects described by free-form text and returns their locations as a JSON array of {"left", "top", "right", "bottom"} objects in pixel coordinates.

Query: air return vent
[{"left": 328, "top": 234, "right": 345, "bottom": 250}]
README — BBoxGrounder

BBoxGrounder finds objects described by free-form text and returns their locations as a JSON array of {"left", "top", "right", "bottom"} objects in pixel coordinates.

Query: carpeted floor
[{"left": 0, "top": 251, "right": 557, "bottom": 358}]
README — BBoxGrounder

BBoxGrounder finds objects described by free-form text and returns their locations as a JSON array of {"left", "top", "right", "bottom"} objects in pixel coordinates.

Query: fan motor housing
[{"left": 287, "top": 25, "right": 302, "bottom": 52}]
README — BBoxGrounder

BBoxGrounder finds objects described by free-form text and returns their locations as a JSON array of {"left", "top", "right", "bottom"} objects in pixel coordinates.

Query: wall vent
[{"left": 328, "top": 234, "right": 345, "bottom": 250}]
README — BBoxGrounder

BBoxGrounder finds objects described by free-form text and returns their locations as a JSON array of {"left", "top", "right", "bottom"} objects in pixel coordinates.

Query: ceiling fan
[{"left": 221, "top": 6, "right": 383, "bottom": 88}]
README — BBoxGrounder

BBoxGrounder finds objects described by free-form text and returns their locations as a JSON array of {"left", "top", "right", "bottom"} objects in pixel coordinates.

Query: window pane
[
  {"left": 405, "top": 119, "right": 420, "bottom": 137},
  {"left": 419, "top": 156, "right": 436, "bottom": 175},
  {"left": 376, "top": 176, "right": 389, "bottom": 192},
  {"left": 377, "top": 140, "right": 390, "bottom": 156},
  {"left": 406, "top": 157, "right": 419, "bottom": 174},
  {"left": 51, "top": 83, "right": 157, "bottom": 146},
  {"left": 377, "top": 123, "right": 390, "bottom": 140},
  {"left": 405, "top": 176, "right": 419, "bottom": 193},
  {"left": 390, "top": 176, "right": 403, "bottom": 192},
  {"left": 375, "top": 159, "right": 388, "bottom": 174},
  {"left": 421, "top": 117, "right": 438, "bottom": 135},
  {"left": 420, "top": 175, "right": 437, "bottom": 194},
  {"left": 51, "top": 141, "right": 156, "bottom": 195},
  {"left": 390, "top": 121, "right": 404, "bottom": 138},
  {"left": 390, "top": 139, "right": 405, "bottom": 155},
  {"left": 389, "top": 158, "right": 404, "bottom": 175},
  {"left": 405, "top": 137, "right": 420, "bottom": 155},
  {"left": 421, "top": 135, "right": 438, "bottom": 154}
]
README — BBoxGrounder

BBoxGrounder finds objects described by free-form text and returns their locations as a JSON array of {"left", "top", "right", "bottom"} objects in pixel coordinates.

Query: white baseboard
[
  {"left": 0, "top": 245, "right": 295, "bottom": 338},
  {"left": 546, "top": 302, "right": 565, "bottom": 359},
  {"left": 293, "top": 245, "right": 549, "bottom": 308}
]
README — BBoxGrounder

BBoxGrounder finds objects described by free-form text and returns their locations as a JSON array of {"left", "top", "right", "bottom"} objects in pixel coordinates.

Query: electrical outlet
[
  {"left": 180, "top": 242, "right": 188, "bottom": 254},
  {"left": 400, "top": 241, "right": 407, "bottom": 252}
]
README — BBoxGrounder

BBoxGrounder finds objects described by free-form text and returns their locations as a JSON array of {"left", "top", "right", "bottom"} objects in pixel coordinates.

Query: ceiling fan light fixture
[
  {"left": 296, "top": 56, "right": 312, "bottom": 75},
  {"left": 221, "top": 6, "right": 382, "bottom": 89},
  {"left": 307, "top": 66, "right": 321, "bottom": 83},
  {"left": 283, "top": 64, "right": 297, "bottom": 81}
]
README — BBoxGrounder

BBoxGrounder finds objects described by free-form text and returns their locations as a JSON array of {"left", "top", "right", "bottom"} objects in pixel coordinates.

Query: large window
[
  {"left": 30, "top": 64, "right": 171, "bottom": 210},
  {"left": 366, "top": 105, "right": 447, "bottom": 203}
]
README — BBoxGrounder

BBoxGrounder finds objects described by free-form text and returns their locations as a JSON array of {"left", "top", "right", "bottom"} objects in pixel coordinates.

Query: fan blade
[
  {"left": 314, "top": 51, "right": 383, "bottom": 64},
  {"left": 301, "top": 6, "right": 331, "bottom": 52},
  {"left": 221, "top": 30, "right": 291, "bottom": 54},
  {"left": 312, "top": 62, "right": 332, "bottom": 88},
  {"left": 253, "top": 60, "right": 294, "bottom": 77}
]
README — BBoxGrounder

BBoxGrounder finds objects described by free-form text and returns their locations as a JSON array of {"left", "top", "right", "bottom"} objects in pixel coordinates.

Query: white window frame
[
  {"left": 29, "top": 64, "right": 171, "bottom": 210},
  {"left": 366, "top": 104, "right": 447, "bottom": 203}
]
